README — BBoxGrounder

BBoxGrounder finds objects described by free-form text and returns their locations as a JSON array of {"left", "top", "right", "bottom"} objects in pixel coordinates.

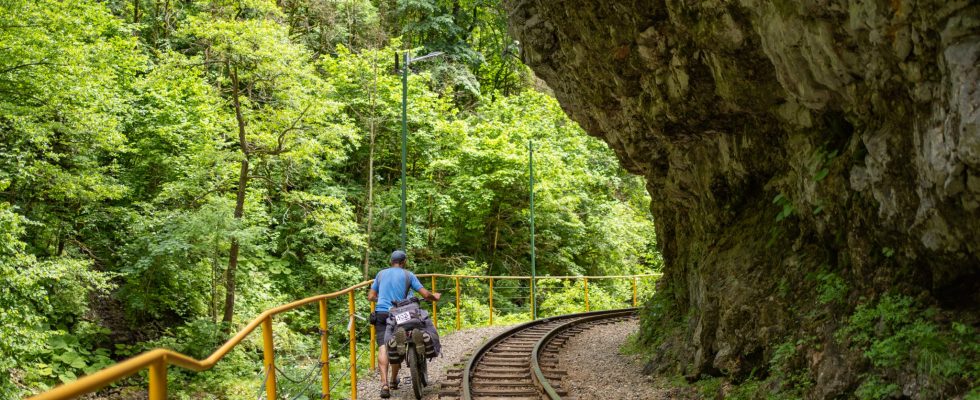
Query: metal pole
[
  {"left": 369, "top": 301, "right": 376, "bottom": 371},
  {"left": 318, "top": 299, "right": 330, "bottom": 400},
  {"left": 400, "top": 51, "right": 410, "bottom": 250},
  {"left": 529, "top": 140, "right": 536, "bottom": 320},
  {"left": 431, "top": 276, "right": 438, "bottom": 329},
  {"left": 632, "top": 277, "right": 638, "bottom": 307},
  {"left": 348, "top": 292, "right": 357, "bottom": 400},
  {"left": 261, "top": 317, "right": 277, "bottom": 400},
  {"left": 455, "top": 277, "right": 461, "bottom": 330},
  {"left": 148, "top": 358, "right": 167, "bottom": 400},
  {"left": 584, "top": 278, "right": 590, "bottom": 312},
  {"left": 488, "top": 278, "right": 494, "bottom": 326}
]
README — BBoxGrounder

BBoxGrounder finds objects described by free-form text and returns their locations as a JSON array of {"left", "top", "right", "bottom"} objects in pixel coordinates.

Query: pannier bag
[{"left": 421, "top": 331, "right": 436, "bottom": 358}]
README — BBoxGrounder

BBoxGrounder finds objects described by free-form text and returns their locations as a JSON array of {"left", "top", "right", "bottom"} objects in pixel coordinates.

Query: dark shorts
[{"left": 373, "top": 312, "right": 389, "bottom": 347}]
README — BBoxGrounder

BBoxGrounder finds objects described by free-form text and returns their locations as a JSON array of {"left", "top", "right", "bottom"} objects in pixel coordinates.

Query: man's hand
[{"left": 431, "top": 292, "right": 442, "bottom": 302}]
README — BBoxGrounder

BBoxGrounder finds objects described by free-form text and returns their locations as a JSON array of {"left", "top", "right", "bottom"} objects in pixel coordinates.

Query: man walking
[{"left": 367, "top": 250, "right": 441, "bottom": 398}]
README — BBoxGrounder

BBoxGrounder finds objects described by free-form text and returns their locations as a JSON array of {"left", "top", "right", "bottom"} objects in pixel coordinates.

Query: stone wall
[{"left": 503, "top": 0, "right": 978, "bottom": 397}]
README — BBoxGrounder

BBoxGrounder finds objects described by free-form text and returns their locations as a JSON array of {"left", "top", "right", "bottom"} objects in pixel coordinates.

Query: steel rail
[
  {"left": 460, "top": 308, "right": 636, "bottom": 400},
  {"left": 530, "top": 309, "right": 637, "bottom": 399}
]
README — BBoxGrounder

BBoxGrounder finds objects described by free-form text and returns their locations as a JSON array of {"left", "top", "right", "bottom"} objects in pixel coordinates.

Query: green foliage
[
  {"left": 768, "top": 337, "right": 814, "bottom": 395},
  {"left": 809, "top": 147, "right": 838, "bottom": 183},
  {"left": 695, "top": 376, "right": 724, "bottom": 399},
  {"left": 855, "top": 376, "right": 900, "bottom": 400},
  {"left": 767, "top": 193, "right": 795, "bottom": 247},
  {"left": 0, "top": 203, "right": 115, "bottom": 395},
  {"left": 881, "top": 247, "right": 895, "bottom": 258},
  {"left": 839, "top": 294, "right": 979, "bottom": 399},
  {"left": 635, "top": 284, "right": 684, "bottom": 351},
  {"left": 814, "top": 271, "right": 848, "bottom": 305},
  {"left": 772, "top": 193, "right": 795, "bottom": 223}
]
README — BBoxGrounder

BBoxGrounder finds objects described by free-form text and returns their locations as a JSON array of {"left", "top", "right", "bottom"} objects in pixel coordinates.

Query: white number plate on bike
[{"left": 394, "top": 311, "right": 412, "bottom": 325}]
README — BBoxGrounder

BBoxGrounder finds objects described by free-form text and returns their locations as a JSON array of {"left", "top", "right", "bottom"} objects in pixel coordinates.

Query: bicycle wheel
[
  {"left": 408, "top": 345, "right": 423, "bottom": 399},
  {"left": 420, "top": 353, "right": 428, "bottom": 386}
]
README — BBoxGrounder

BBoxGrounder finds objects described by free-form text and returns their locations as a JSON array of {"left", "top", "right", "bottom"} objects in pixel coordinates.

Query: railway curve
[{"left": 438, "top": 308, "right": 636, "bottom": 400}]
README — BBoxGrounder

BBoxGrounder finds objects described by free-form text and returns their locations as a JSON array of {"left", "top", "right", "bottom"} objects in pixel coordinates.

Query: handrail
[
  {"left": 30, "top": 273, "right": 660, "bottom": 400},
  {"left": 29, "top": 280, "right": 375, "bottom": 400},
  {"left": 416, "top": 273, "right": 661, "bottom": 279}
]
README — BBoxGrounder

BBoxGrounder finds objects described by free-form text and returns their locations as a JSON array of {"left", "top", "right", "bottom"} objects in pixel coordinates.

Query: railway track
[{"left": 439, "top": 309, "right": 636, "bottom": 400}]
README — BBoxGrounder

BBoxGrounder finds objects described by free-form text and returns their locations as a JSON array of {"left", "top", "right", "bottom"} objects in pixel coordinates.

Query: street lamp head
[{"left": 410, "top": 51, "right": 445, "bottom": 63}]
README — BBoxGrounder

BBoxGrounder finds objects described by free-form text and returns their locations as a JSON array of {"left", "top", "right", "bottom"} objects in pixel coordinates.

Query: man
[{"left": 367, "top": 250, "right": 441, "bottom": 398}]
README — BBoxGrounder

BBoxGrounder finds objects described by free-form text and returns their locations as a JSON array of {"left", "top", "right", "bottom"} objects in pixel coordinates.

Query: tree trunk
[
  {"left": 362, "top": 123, "right": 375, "bottom": 279},
  {"left": 222, "top": 64, "right": 249, "bottom": 327},
  {"left": 361, "top": 56, "right": 379, "bottom": 279}
]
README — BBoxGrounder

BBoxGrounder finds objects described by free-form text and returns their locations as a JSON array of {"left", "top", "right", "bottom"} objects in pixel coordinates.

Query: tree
[{"left": 179, "top": 0, "right": 356, "bottom": 325}]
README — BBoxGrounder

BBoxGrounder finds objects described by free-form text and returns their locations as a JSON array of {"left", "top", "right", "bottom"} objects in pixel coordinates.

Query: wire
[
  {"left": 275, "top": 362, "right": 321, "bottom": 384},
  {"left": 256, "top": 366, "right": 273, "bottom": 400},
  {"left": 328, "top": 347, "right": 365, "bottom": 392}
]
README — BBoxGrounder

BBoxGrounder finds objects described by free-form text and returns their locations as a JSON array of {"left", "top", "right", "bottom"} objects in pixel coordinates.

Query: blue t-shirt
[{"left": 371, "top": 267, "right": 423, "bottom": 312}]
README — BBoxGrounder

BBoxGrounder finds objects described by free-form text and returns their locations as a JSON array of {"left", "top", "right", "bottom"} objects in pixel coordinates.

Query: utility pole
[
  {"left": 400, "top": 51, "right": 409, "bottom": 251},
  {"left": 529, "top": 140, "right": 537, "bottom": 320},
  {"left": 398, "top": 50, "right": 444, "bottom": 251}
]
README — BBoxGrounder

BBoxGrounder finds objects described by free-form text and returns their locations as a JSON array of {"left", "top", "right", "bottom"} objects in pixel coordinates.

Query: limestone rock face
[{"left": 504, "top": 0, "right": 978, "bottom": 396}]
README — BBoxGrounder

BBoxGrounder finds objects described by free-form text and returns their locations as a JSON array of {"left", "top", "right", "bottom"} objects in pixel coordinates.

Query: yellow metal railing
[{"left": 30, "top": 273, "right": 660, "bottom": 400}]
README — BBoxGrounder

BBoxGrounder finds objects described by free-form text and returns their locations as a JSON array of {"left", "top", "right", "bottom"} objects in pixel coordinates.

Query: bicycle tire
[
  {"left": 408, "top": 345, "right": 423, "bottom": 399},
  {"left": 420, "top": 353, "right": 428, "bottom": 386}
]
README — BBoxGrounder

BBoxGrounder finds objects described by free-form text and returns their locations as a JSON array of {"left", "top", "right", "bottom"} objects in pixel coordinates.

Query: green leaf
[
  {"left": 58, "top": 370, "right": 77, "bottom": 383},
  {"left": 813, "top": 168, "right": 829, "bottom": 182}
]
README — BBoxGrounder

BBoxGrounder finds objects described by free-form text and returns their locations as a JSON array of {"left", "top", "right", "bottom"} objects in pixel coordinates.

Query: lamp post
[
  {"left": 529, "top": 140, "right": 536, "bottom": 320},
  {"left": 399, "top": 50, "right": 444, "bottom": 250}
]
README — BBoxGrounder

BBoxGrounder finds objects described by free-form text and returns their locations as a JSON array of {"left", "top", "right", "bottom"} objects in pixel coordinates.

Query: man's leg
[{"left": 378, "top": 344, "right": 389, "bottom": 386}]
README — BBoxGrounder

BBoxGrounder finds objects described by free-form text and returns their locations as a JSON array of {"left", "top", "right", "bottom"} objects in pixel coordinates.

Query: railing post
[
  {"left": 584, "top": 278, "right": 590, "bottom": 312},
  {"left": 455, "top": 277, "right": 461, "bottom": 331},
  {"left": 632, "top": 277, "right": 638, "bottom": 307},
  {"left": 369, "top": 301, "right": 376, "bottom": 371},
  {"left": 530, "top": 277, "right": 535, "bottom": 320},
  {"left": 319, "top": 299, "right": 330, "bottom": 400},
  {"left": 431, "top": 276, "right": 438, "bottom": 329},
  {"left": 148, "top": 357, "right": 167, "bottom": 400},
  {"left": 348, "top": 291, "right": 357, "bottom": 400},
  {"left": 488, "top": 278, "right": 494, "bottom": 326},
  {"left": 262, "top": 317, "right": 278, "bottom": 400}
]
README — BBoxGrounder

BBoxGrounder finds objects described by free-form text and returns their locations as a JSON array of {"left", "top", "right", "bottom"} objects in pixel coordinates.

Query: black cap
[{"left": 390, "top": 250, "right": 407, "bottom": 264}]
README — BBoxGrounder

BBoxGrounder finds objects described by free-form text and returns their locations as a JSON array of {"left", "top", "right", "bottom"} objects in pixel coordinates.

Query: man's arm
[
  {"left": 409, "top": 273, "right": 440, "bottom": 302},
  {"left": 368, "top": 289, "right": 378, "bottom": 302},
  {"left": 416, "top": 287, "right": 441, "bottom": 302}
]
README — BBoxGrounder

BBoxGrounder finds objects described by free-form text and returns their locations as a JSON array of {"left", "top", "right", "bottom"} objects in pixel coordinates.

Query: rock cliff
[{"left": 503, "top": 0, "right": 978, "bottom": 397}]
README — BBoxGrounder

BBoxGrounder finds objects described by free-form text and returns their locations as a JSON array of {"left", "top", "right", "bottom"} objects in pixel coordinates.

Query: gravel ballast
[
  {"left": 558, "top": 319, "right": 695, "bottom": 399},
  {"left": 355, "top": 325, "right": 511, "bottom": 400}
]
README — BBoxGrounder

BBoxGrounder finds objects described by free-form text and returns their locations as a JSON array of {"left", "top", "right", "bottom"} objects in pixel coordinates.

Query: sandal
[
  {"left": 390, "top": 376, "right": 400, "bottom": 389},
  {"left": 380, "top": 384, "right": 391, "bottom": 399}
]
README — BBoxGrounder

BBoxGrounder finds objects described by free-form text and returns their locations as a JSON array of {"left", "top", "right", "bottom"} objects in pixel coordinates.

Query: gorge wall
[{"left": 503, "top": 0, "right": 979, "bottom": 397}]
